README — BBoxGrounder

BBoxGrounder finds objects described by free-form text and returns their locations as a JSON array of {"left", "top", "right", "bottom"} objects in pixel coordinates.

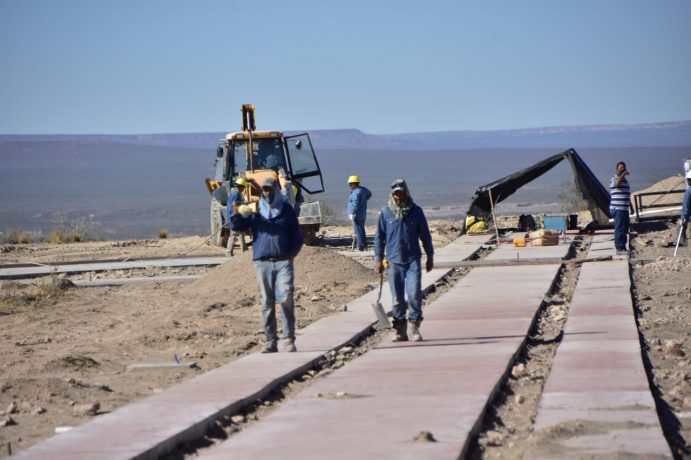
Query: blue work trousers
[
  {"left": 352, "top": 217, "right": 367, "bottom": 249},
  {"left": 253, "top": 259, "right": 296, "bottom": 344},
  {"left": 388, "top": 258, "right": 423, "bottom": 323},
  {"left": 612, "top": 208, "right": 630, "bottom": 251}
]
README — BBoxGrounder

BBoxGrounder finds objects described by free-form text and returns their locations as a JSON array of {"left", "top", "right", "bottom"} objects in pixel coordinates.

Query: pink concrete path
[
  {"left": 198, "top": 245, "right": 571, "bottom": 459},
  {"left": 10, "top": 235, "right": 489, "bottom": 459},
  {"left": 533, "top": 233, "right": 672, "bottom": 458}
]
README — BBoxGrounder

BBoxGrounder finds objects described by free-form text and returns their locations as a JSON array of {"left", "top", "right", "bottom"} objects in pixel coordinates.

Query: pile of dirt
[
  {"left": 184, "top": 245, "right": 375, "bottom": 305},
  {"left": 632, "top": 174, "right": 687, "bottom": 207}
]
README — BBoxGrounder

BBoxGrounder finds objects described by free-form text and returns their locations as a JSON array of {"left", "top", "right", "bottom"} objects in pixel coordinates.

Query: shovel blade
[{"left": 371, "top": 302, "right": 391, "bottom": 329}]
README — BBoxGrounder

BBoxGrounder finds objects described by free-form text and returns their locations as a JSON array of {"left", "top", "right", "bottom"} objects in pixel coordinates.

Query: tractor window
[
  {"left": 252, "top": 138, "right": 286, "bottom": 170},
  {"left": 232, "top": 141, "right": 249, "bottom": 175},
  {"left": 214, "top": 155, "right": 225, "bottom": 180},
  {"left": 285, "top": 133, "right": 324, "bottom": 194}
]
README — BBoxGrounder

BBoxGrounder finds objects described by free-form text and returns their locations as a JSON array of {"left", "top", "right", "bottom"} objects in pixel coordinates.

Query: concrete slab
[
  {"left": 532, "top": 230, "right": 672, "bottom": 458},
  {"left": 73, "top": 275, "right": 201, "bottom": 286},
  {"left": 199, "top": 263, "right": 563, "bottom": 459},
  {"left": 11, "top": 235, "right": 489, "bottom": 459},
  {"left": 0, "top": 256, "right": 227, "bottom": 279},
  {"left": 485, "top": 234, "right": 571, "bottom": 261}
]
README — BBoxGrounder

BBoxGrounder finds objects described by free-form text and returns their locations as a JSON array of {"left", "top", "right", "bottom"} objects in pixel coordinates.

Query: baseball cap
[
  {"left": 262, "top": 177, "right": 277, "bottom": 189},
  {"left": 390, "top": 179, "right": 406, "bottom": 193}
]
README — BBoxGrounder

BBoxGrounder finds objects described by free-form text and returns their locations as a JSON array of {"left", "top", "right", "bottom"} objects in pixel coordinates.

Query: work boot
[
  {"left": 391, "top": 320, "right": 408, "bottom": 342},
  {"left": 284, "top": 338, "right": 297, "bottom": 352},
  {"left": 261, "top": 341, "right": 278, "bottom": 353},
  {"left": 410, "top": 320, "right": 423, "bottom": 342}
]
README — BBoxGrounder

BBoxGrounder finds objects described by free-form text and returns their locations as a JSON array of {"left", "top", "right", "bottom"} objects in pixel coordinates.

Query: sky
[{"left": 1, "top": 0, "right": 690, "bottom": 135}]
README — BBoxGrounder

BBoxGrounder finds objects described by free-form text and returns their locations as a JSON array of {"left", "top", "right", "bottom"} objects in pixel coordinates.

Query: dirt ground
[
  {"left": 0, "top": 221, "right": 459, "bottom": 457},
  {"left": 473, "top": 222, "right": 691, "bottom": 460},
  {"left": 1, "top": 210, "right": 690, "bottom": 458}
]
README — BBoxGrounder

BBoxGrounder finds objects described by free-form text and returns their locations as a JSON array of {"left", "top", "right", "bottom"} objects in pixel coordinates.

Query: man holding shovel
[{"left": 374, "top": 179, "right": 434, "bottom": 342}]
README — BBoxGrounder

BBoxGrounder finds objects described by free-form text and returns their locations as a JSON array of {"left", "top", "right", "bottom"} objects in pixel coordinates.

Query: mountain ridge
[{"left": 2, "top": 120, "right": 690, "bottom": 150}]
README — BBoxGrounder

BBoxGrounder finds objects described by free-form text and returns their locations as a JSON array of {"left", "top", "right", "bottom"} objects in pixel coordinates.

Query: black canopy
[{"left": 464, "top": 148, "right": 610, "bottom": 230}]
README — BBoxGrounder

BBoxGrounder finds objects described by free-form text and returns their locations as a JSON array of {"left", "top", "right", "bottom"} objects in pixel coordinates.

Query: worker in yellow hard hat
[
  {"left": 226, "top": 177, "right": 249, "bottom": 256},
  {"left": 347, "top": 175, "right": 372, "bottom": 251}
]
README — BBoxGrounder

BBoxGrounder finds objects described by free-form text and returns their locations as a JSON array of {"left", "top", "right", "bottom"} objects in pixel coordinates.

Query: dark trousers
[{"left": 613, "top": 208, "right": 630, "bottom": 251}]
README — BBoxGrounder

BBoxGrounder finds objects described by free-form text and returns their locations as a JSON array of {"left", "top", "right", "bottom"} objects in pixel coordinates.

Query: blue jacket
[
  {"left": 682, "top": 187, "right": 691, "bottom": 221},
  {"left": 226, "top": 188, "right": 244, "bottom": 221},
  {"left": 230, "top": 202, "right": 303, "bottom": 261},
  {"left": 347, "top": 186, "right": 372, "bottom": 221},
  {"left": 374, "top": 204, "right": 434, "bottom": 264}
]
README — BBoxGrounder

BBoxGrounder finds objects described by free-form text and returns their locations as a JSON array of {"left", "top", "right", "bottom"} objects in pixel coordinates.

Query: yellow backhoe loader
[{"left": 205, "top": 104, "right": 324, "bottom": 246}]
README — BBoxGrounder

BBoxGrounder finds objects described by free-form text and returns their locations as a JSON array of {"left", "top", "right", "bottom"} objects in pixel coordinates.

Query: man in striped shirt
[{"left": 609, "top": 161, "right": 631, "bottom": 255}]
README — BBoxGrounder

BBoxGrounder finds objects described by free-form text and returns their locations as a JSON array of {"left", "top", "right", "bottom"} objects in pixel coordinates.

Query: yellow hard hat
[
  {"left": 347, "top": 175, "right": 360, "bottom": 184},
  {"left": 235, "top": 177, "right": 248, "bottom": 187}
]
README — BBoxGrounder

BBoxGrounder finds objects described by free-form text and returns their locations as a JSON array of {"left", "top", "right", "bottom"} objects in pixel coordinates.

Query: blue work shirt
[
  {"left": 230, "top": 202, "right": 303, "bottom": 261},
  {"left": 226, "top": 188, "right": 244, "bottom": 221},
  {"left": 347, "top": 186, "right": 372, "bottom": 221},
  {"left": 682, "top": 187, "right": 691, "bottom": 221},
  {"left": 374, "top": 204, "right": 434, "bottom": 264}
]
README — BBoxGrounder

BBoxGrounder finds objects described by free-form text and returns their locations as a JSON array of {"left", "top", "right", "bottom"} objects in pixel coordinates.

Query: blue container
[{"left": 543, "top": 214, "right": 568, "bottom": 232}]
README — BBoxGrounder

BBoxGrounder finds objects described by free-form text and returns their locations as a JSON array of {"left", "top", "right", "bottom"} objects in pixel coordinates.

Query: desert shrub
[
  {"left": 35, "top": 275, "right": 69, "bottom": 304},
  {"left": 557, "top": 180, "right": 589, "bottom": 213},
  {"left": 3, "top": 228, "right": 30, "bottom": 244},
  {"left": 318, "top": 201, "right": 342, "bottom": 226},
  {"left": 158, "top": 228, "right": 169, "bottom": 239},
  {"left": 51, "top": 211, "right": 100, "bottom": 242},
  {"left": 48, "top": 231, "right": 65, "bottom": 244},
  {"left": 0, "top": 275, "right": 70, "bottom": 313}
]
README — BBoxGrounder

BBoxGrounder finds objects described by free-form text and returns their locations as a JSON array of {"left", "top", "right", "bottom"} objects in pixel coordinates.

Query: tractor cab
[{"left": 205, "top": 104, "right": 325, "bottom": 246}]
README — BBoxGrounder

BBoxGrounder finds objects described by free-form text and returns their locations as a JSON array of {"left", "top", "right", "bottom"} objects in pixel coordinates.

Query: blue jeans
[
  {"left": 388, "top": 258, "right": 423, "bottom": 323},
  {"left": 352, "top": 217, "right": 367, "bottom": 249},
  {"left": 612, "top": 208, "right": 630, "bottom": 251},
  {"left": 253, "top": 259, "right": 296, "bottom": 343}
]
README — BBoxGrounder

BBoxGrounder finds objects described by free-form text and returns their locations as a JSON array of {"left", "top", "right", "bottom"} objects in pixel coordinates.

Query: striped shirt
[{"left": 609, "top": 175, "right": 630, "bottom": 211}]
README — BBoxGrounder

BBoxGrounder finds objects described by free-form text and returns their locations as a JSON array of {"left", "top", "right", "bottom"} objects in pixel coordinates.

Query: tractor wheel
[
  {"left": 301, "top": 224, "right": 320, "bottom": 246},
  {"left": 210, "top": 199, "right": 228, "bottom": 247}
]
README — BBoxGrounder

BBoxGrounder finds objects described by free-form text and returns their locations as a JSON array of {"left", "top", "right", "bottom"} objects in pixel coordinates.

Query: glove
[
  {"left": 349, "top": 214, "right": 355, "bottom": 222},
  {"left": 426, "top": 257, "right": 434, "bottom": 273},
  {"left": 376, "top": 259, "right": 388, "bottom": 274},
  {"left": 238, "top": 204, "right": 255, "bottom": 218}
]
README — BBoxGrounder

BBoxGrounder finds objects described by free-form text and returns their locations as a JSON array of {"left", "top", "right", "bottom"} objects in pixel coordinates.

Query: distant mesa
[{"left": 2, "top": 120, "right": 691, "bottom": 150}]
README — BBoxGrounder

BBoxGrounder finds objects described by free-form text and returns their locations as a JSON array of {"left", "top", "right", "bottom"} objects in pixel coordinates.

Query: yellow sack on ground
[{"left": 467, "top": 220, "right": 488, "bottom": 234}]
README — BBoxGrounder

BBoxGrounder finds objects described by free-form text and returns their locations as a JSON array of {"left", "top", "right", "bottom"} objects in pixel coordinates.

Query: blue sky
[{"left": 1, "top": 0, "right": 690, "bottom": 135}]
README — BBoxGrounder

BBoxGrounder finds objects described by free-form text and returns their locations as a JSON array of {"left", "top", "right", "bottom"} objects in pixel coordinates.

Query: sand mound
[
  {"left": 183, "top": 245, "right": 376, "bottom": 307},
  {"left": 633, "top": 175, "right": 687, "bottom": 206}
]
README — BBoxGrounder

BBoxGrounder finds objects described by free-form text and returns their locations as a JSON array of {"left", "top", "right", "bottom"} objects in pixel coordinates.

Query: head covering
[
  {"left": 259, "top": 177, "right": 284, "bottom": 219},
  {"left": 388, "top": 179, "right": 413, "bottom": 219}
]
